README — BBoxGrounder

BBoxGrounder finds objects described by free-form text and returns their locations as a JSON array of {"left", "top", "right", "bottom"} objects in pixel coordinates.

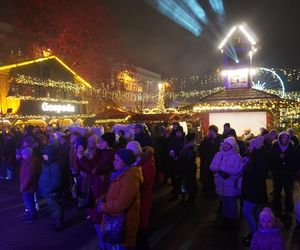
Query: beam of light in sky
[
  {"left": 182, "top": 0, "right": 208, "bottom": 24},
  {"left": 149, "top": 0, "right": 202, "bottom": 36},
  {"left": 208, "top": 0, "right": 225, "bottom": 16}
]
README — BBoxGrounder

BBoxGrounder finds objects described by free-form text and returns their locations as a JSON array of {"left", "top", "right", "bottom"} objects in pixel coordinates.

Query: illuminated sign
[{"left": 41, "top": 102, "right": 75, "bottom": 113}]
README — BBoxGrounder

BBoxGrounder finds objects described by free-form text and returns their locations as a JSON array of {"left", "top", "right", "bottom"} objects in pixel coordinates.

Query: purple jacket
[{"left": 250, "top": 228, "right": 284, "bottom": 250}]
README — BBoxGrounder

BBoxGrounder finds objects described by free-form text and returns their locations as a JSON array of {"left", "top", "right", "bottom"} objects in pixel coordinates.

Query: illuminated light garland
[
  {"left": 6, "top": 95, "right": 88, "bottom": 104},
  {"left": 5, "top": 114, "right": 95, "bottom": 119},
  {"left": 0, "top": 56, "right": 91, "bottom": 88},
  {"left": 14, "top": 74, "right": 84, "bottom": 91},
  {"left": 95, "top": 115, "right": 131, "bottom": 124}
]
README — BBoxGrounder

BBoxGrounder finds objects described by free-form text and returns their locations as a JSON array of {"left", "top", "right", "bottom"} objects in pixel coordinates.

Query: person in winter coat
[
  {"left": 167, "top": 126, "right": 185, "bottom": 201},
  {"left": 179, "top": 133, "right": 198, "bottom": 207},
  {"left": 198, "top": 125, "right": 222, "bottom": 193},
  {"left": 77, "top": 132, "right": 115, "bottom": 249},
  {"left": 241, "top": 136, "right": 271, "bottom": 246},
  {"left": 39, "top": 145, "right": 63, "bottom": 232},
  {"left": 97, "top": 149, "right": 143, "bottom": 250},
  {"left": 126, "top": 141, "right": 156, "bottom": 250},
  {"left": 134, "top": 124, "right": 152, "bottom": 148},
  {"left": 210, "top": 137, "right": 242, "bottom": 225},
  {"left": 271, "top": 131, "right": 296, "bottom": 214},
  {"left": 250, "top": 207, "right": 284, "bottom": 250},
  {"left": 19, "top": 147, "right": 40, "bottom": 223}
]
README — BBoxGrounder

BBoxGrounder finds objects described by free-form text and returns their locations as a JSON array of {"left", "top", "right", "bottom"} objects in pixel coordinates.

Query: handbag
[
  {"left": 85, "top": 186, "right": 95, "bottom": 208},
  {"left": 102, "top": 213, "right": 125, "bottom": 244}
]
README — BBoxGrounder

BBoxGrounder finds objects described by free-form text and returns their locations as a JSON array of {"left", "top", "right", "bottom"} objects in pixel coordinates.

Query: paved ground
[{"left": 1, "top": 178, "right": 300, "bottom": 250}]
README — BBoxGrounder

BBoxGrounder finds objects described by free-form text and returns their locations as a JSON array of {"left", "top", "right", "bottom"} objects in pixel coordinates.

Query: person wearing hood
[
  {"left": 250, "top": 207, "right": 284, "bottom": 250},
  {"left": 271, "top": 131, "right": 296, "bottom": 215},
  {"left": 38, "top": 145, "right": 63, "bottom": 232},
  {"left": 179, "top": 133, "right": 198, "bottom": 207},
  {"left": 97, "top": 149, "right": 143, "bottom": 249},
  {"left": 126, "top": 141, "right": 156, "bottom": 250},
  {"left": 210, "top": 136, "right": 242, "bottom": 226},
  {"left": 241, "top": 136, "right": 271, "bottom": 246}
]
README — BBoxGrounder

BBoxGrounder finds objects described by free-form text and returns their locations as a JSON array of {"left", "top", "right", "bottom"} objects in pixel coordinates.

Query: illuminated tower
[{"left": 218, "top": 24, "right": 257, "bottom": 89}]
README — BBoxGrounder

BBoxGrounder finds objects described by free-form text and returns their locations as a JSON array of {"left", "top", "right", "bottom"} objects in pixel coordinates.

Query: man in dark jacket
[
  {"left": 198, "top": 125, "right": 221, "bottom": 193},
  {"left": 271, "top": 131, "right": 296, "bottom": 214},
  {"left": 167, "top": 126, "right": 185, "bottom": 201},
  {"left": 39, "top": 145, "right": 63, "bottom": 232},
  {"left": 179, "top": 133, "right": 198, "bottom": 207}
]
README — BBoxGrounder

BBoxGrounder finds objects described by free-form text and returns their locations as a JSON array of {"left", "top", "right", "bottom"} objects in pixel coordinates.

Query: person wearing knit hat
[
  {"left": 210, "top": 134, "right": 242, "bottom": 227},
  {"left": 115, "top": 149, "right": 136, "bottom": 166},
  {"left": 250, "top": 207, "right": 284, "bottom": 249},
  {"left": 259, "top": 207, "right": 275, "bottom": 229},
  {"left": 98, "top": 149, "right": 143, "bottom": 248}
]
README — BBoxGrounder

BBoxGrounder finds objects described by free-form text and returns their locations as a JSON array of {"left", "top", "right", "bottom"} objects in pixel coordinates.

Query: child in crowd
[{"left": 250, "top": 207, "right": 284, "bottom": 250}]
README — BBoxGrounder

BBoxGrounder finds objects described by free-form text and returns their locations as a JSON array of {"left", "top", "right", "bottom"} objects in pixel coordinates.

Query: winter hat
[
  {"left": 250, "top": 136, "right": 264, "bottom": 150},
  {"left": 101, "top": 132, "right": 116, "bottom": 148},
  {"left": 21, "top": 147, "right": 33, "bottom": 157},
  {"left": 115, "top": 149, "right": 136, "bottom": 165},
  {"left": 126, "top": 141, "right": 142, "bottom": 156},
  {"left": 22, "top": 136, "right": 35, "bottom": 147},
  {"left": 259, "top": 207, "right": 275, "bottom": 225}
]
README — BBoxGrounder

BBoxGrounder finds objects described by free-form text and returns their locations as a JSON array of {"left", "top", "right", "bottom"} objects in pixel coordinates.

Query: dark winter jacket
[
  {"left": 271, "top": 142, "right": 296, "bottom": 173},
  {"left": 241, "top": 146, "right": 270, "bottom": 204},
  {"left": 39, "top": 160, "right": 62, "bottom": 196},
  {"left": 134, "top": 132, "right": 152, "bottom": 148},
  {"left": 198, "top": 135, "right": 222, "bottom": 167}
]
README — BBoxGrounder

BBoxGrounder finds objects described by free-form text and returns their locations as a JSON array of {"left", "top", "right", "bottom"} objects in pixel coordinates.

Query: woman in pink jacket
[{"left": 210, "top": 137, "right": 242, "bottom": 226}]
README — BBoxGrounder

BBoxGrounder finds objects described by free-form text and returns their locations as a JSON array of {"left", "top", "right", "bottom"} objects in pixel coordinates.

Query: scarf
[{"left": 110, "top": 165, "right": 131, "bottom": 182}]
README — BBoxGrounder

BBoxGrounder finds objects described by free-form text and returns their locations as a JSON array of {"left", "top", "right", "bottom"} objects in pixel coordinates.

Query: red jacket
[
  {"left": 19, "top": 158, "right": 40, "bottom": 193},
  {"left": 77, "top": 148, "right": 115, "bottom": 223},
  {"left": 139, "top": 147, "right": 156, "bottom": 229}
]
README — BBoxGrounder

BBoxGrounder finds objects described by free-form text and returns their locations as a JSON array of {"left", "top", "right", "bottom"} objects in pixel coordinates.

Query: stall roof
[{"left": 0, "top": 56, "right": 91, "bottom": 88}]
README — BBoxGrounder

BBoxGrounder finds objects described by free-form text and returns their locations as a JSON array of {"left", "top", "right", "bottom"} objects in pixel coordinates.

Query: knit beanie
[
  {"left": 115, "top": 149, "right": 136, "bottom": 165},
  {"left": 259, "top": 207, "right": 275, "bottom": 225},
  {"left": 21, "top": 147, "right": 33, "bottom": 157},
  {"left": 126, "top": 141, "right": 142, "bottom": 156},
  {"left": 101, "top": 132, "right": 116, "bottom": 148}
]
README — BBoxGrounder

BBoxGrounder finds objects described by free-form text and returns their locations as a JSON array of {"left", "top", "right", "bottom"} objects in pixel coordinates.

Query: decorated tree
[{"left": 1, "top": 0, "right": 128, "bottom": 84}]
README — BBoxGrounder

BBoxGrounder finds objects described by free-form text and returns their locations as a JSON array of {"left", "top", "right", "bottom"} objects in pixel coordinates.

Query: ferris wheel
[{"left": 251, "top": 67, "right": 285, "bottom": 98}]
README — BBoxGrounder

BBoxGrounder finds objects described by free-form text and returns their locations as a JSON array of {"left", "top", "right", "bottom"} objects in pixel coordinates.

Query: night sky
[{"left": 105, "top": 0, "right": 300, "bottom": 77}]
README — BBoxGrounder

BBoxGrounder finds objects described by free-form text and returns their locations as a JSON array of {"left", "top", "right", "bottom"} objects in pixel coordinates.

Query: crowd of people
[{"left": 0, "top": 121, "right": 300, "bottom": 249}]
